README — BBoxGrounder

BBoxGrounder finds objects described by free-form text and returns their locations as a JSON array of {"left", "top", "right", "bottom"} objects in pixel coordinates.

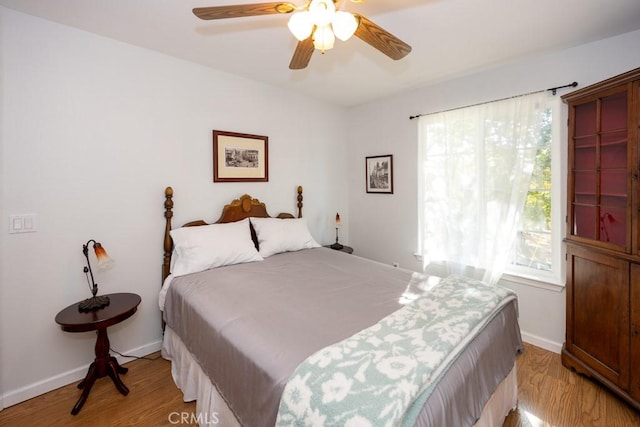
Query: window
[
  {"left": 514, "top": 109, "right": 553, "bottom": 271},
  {"left": 418, "top": 92, "right": 564, "bottom": 286},
  {"left": 506, "top": 98, "right": 564, "bottom": 285}
]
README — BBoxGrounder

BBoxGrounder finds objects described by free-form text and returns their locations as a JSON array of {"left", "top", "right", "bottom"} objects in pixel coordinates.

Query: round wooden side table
[{"left": 55, "top": 292, "right": 141, "bottom": 415}]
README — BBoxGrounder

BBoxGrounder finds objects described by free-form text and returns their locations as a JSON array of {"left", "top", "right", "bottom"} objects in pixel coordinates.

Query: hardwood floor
[
  {"left": 1, "top": 344, "right": 639, "bottom": 426},
  {"left": 0, "top": 353, "right": 194, "bottom": 426},
  {"left": 504, "top": 343, "right": 640, "bottom": 426}
]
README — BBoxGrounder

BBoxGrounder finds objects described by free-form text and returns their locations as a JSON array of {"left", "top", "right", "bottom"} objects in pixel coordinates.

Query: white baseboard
[
  {"left": 0, "top": 340, "right": 162, "bottom": 410},
  {"left": 521, "top": 331, "right": 562, "bottom": 354}
]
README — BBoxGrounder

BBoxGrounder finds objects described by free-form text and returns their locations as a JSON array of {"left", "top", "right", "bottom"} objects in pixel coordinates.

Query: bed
[{"left": 160, "top": 186, "right": 523, "bottom": 427}]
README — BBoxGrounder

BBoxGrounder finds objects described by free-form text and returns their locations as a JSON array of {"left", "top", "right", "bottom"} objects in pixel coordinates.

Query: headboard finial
[
  {"left": 163, "top": 187, "right": 174, "bottom": 282},
  {"left": 297, "top": 186, "right": 303, "bottom": 218}
]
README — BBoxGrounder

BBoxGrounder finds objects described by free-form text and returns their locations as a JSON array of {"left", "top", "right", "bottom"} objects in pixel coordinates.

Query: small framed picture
[
  {"left": 365, "top": 155, "right": 393, "bottom": 194},
  {"left": 213, "top": 130, "right": 268, "bottom": 182}
]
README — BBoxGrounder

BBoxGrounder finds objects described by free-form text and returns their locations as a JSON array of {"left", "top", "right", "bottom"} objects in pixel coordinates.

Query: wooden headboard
[{"left": 162, "top": 186, "right": 304, "bottom": 282}]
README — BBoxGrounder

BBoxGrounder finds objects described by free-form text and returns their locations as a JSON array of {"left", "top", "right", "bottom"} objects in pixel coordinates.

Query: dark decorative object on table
[{"left": 79, "top": 239, "right": 114, "bottom": 312}]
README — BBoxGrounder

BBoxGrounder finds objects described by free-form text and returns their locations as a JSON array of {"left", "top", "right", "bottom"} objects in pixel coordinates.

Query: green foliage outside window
[{"left": 515, "top": 109, "right": 552, "bottom": 270}]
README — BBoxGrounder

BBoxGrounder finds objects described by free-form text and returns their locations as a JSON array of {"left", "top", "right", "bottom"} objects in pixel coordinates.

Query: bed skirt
[{"left": 162, "top": 326, "right": 518, "bottom": 427}]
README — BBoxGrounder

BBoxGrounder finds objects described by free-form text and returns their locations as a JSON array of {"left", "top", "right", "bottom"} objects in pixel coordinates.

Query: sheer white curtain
[{"left": 418, "top": 91, "right": 548, "bottom": 285}]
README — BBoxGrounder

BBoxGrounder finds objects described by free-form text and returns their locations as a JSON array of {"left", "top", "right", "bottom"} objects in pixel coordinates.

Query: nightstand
[
  {"left": 55, "top": 292, "right": 141, "bottom": 415},
  {"left": 324, "top": 245, "right": 354, "bottom": 254}
]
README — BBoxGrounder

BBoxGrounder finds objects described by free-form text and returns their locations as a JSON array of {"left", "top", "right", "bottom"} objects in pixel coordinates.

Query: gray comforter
[{"left": 163, "top": 247, "right": 522, "bottom": 426}]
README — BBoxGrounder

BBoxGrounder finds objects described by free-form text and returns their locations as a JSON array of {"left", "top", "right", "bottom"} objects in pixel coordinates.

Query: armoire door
[{"left": 565, "top": 244, "right": 630, "bottom": 388}]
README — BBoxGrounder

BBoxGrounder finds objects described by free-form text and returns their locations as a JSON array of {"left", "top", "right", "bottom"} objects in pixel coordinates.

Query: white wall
[
  {"left": 347, "top": 29, "right": 640, "bottom": 353},
  {"left": 0, "top": 7, "right": 348, "bottom": 408}
]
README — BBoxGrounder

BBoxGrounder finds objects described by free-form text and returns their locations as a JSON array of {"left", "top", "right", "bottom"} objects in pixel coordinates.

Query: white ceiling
[{"left": 2, "top": 0, "right": 640, "bottom": 107}]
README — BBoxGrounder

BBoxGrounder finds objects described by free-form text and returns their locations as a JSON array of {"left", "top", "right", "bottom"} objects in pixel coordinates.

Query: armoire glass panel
[
  {"left": 574, "top": 171, "right": 597, "bottom": 198},
  {"left": 600, "top": 92, "right": 627, "bottom": 132},
  {"left": 574, "top": 102, "right": 597, "bottom": 136},
  {"left": 575, "top": 135, "right": 597, "bottom": 148},
  {"left": 575, "top": 146, "right": 597, "bottom": 169},
  {"left": 575, "top": 194, "right": 596, "bottom": 205},
  {"left": 599, "top": 205, "right": 626, "bottom": 245},
  {"left": 600, "top": 170, "right": 627, "bottom": 197},
  {"left": 574, "top": 205, "right": 597, "bottom": 239},
  {"left": 601, "top": 131, "right": 627, "bottom": 169},
  {"left": 601, "top": 195, "right": 627, "bottom": 208}
]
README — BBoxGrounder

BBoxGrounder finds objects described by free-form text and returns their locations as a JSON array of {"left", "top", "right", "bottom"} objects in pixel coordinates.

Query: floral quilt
[{"left": 275, "top": 274, "right": 516, "bottom": 427}]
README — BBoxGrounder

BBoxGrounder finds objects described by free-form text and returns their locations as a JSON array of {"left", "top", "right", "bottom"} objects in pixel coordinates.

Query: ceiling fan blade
[
  {"left": 193, "top": 2, "right": 296, "bottom": 20},
  {"left": 353, "top": 14, "right": 411, "bottom": 60},
  {"left": 289, "top": 37, "right": 315, "bottom": 70}
]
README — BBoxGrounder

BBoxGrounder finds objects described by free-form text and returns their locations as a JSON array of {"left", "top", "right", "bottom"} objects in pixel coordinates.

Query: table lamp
[
  {"left": 330, "top": 212, "right": 344, "bottom": 250},
  {"left": 79, "top": 239, "right": 114, "bottom": 312}
]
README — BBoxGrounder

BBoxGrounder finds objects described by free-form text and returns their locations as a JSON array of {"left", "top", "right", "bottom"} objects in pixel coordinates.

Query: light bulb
[
  {"left": 288, "top": 11, "right": 313, "bottom": 41},
  {"left": 332, "top": 11, "right": 358, "bottom": 41},
  {"left": 313, "top": 25, "right": 335, "bottom": 52}
]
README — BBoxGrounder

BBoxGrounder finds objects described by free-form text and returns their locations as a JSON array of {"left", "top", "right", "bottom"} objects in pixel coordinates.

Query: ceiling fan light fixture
[
  {"left": 288, "top": 11, "right": 313, "bottom": 41},
  {"left": 313, "top": 24, "right": 335, "bottom": 53},
  {"left": 332, "top": 11, "right": 358, "bottom": 41},
  {"left": 193, "top": 1, "right": 412, "bottom": 70}
]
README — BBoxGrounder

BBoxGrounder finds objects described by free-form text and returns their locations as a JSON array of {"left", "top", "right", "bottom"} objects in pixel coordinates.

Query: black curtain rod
[
  {"left": 408, "top": 81, "right": 578, "bottom": 120},
  {"left": 548, "top": 81, "right": 578, "bottom": 95}
]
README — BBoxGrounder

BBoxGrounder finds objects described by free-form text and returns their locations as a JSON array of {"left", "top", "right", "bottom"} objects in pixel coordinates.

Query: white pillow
[
  {"left": 170, "top": 218, "right": 263, "bottom": 277},
  {"left": 250, "top": 217, "right": 321, "bottom": 257}
]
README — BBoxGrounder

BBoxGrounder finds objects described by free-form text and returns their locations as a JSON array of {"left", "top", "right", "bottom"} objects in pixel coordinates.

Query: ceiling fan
[{"left": 192, "top": 0, "right": 412, "bottom": 70}]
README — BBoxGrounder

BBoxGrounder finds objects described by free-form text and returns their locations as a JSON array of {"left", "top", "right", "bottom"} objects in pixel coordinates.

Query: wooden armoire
[{"left": 562, "top": 67, "right": 640, "bottom": 410}]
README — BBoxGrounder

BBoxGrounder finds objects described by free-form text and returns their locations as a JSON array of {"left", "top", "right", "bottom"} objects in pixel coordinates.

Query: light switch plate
[{"left": 9, "top": 214, "right": 36, "bottom": 233}]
